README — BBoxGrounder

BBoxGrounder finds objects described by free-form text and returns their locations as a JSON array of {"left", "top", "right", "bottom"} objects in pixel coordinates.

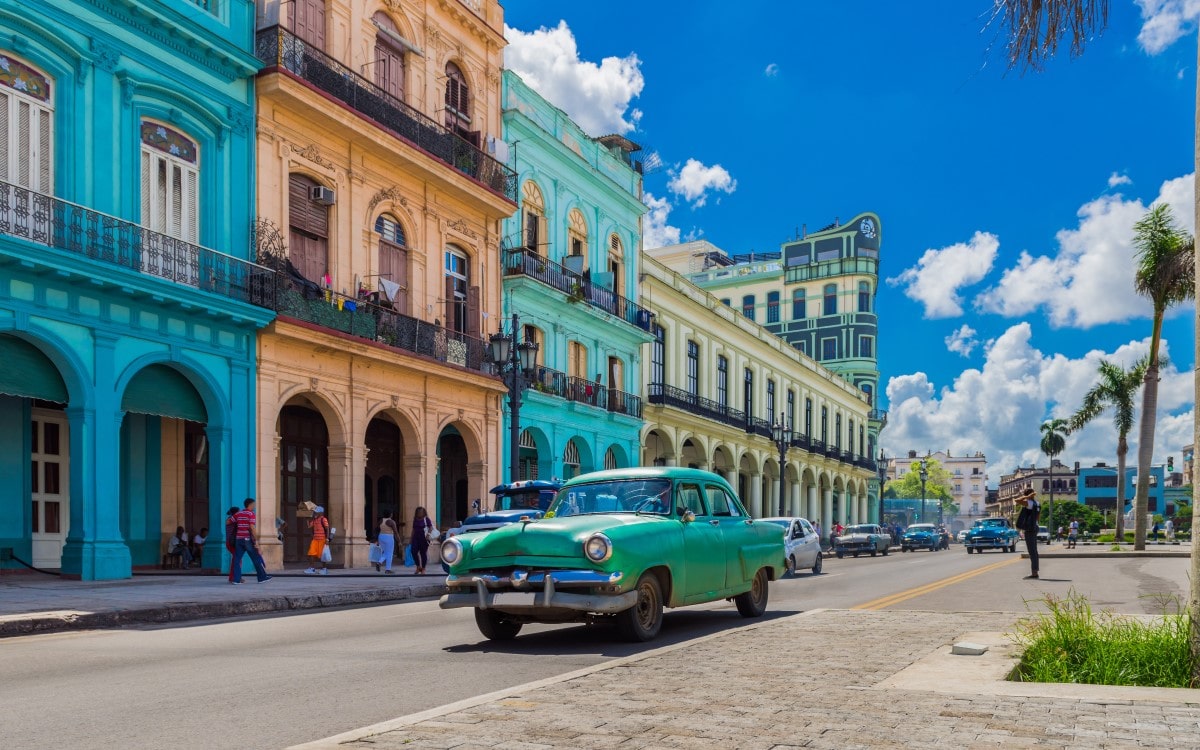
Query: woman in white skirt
[{"left": 377, "top": 512, "right": 401, "bottom": 574}]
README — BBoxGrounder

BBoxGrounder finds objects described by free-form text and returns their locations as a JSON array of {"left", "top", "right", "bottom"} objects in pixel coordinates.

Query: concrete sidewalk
[
  {"left": 1028, "top": 542, "right": 1192, "bottom": 559},
  {"left": 294, "top": 608, "right": 1200, "bottom": 750},
  {"left": 0, "top": 567, "right": 446, "bottom": 637}
]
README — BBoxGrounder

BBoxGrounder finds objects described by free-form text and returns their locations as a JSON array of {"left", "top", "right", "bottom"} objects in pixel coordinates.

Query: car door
[
  {"left": 797, "top": 519, "right": 819, "bottom": 567},
  {"left": 707, "top": 484, "right": 756, "bottom": 593},
  {"left": 679, "top": 482, "right": 725, "bottom": 603},
  {"left": 789, "top": 519, "right": 815, "bottom": 568}
]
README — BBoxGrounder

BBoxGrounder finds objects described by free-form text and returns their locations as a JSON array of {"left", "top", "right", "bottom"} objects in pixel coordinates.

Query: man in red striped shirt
[{"left": 231, "top": 498, "right": 271, "bottom": 584}]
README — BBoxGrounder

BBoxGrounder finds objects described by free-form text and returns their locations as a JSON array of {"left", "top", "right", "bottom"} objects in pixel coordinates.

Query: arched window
[
  {"left": 374, "top": 213, "right": 408, "bottom": 313},
  {"left": 766, "top": 291, "right": 780, "bottom": 323},
  {"left": 443, "top": 244, "right": 476, "bottom": 336},
  {"left": 288, "top": 173, "right": 329, "bottom": 283},
  {"left": 567, "top": 207, "right": 588, "bottom": 270},
  {"left": 0, "top": 53, "right": 53, "bottom": 197},
  {"left": 792, "top": 288, "right": 805, "bottom": 320},
  {"left": 141, "top": 121, "right": 199, "bottom": 244},
  {"left": 742, "top": 294, "right": 755, "bottom": 321},
  {"left": 521, "top": 180, "right": 545, "bottom": 255},
  {"left": 444, "top": 62, "right": 472, "bottom": 141},
  {"left": 823, "top": 283, "right": 837, "bottom": 316},
  {"left": 372, "top": 12, "right": 406, "bottom": 101},
  {"left": 608, "top": 233, "right": 624, "bottom": 297}
]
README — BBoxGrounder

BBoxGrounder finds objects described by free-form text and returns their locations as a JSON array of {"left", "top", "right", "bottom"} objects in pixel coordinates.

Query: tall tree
[
  {"left": 884, "top": 457, "right": 954, "bottom": 523},
  {"left": 1066, "top": 359, "right": 1146, "bottom": 544},
  {"left": 1131, "top": 204, "right": 1195, "bottom": 550},
  {"left": 1040, "top": 418, "right": 1068, "bottom": 540}
]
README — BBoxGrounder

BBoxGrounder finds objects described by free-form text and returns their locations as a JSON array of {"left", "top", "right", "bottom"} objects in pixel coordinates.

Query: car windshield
[
  {"left": 844, "top": 525, "right": 874, "bottom": 535},
  {"left": 976, "top": 519, "right": 1005, "bottom": 527},
  {"left": 908, "top": 525, "right": 935, "bottom": 532},
  {"left": 547, "top": 479, "right": 674, "bottom": 517}
]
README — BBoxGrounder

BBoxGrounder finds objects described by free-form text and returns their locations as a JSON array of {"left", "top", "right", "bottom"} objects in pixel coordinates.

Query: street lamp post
[
  {"left": 772, "top": 412, "right": 792, "bottom": 517},
  {"left": 877, "top": 450, "right": 888, "bottom": 525},
  {"left": 489, "top": 313, "right": 539, "bottom": 484},
  {"left": 918, "top": 458, "right": 929, "bottom": 523}
]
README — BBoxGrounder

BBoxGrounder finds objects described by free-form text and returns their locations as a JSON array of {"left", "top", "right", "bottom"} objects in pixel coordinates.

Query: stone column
[
  {"left": 821, "top": 488, "right": 833, "bottom": 541},
  {"left": 807, "top": 485, "right": 818, "bottom": 523},
  {"left": 327, "top": 445, "right": 354, "bottom": 568},
  {"left": 767, "top": 477, "right": 778, "bottom": 517},
  {"left": 202, "top": 426, "right": 233, "bottom": 571},
  {"left": 790, "top": 481, "right": 801, "bottom": 517},
  {"left": 849, "top": 490, "right": 858, "bottom": 525},
  {"left": 749, "top": 475, "right": 763, "bottom": 518},
  {"left": 402, "top": 455, "right": 425, "bottom": 543}
]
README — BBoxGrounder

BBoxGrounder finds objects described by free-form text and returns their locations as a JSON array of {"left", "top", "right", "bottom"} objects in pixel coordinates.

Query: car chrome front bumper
[{"left": 439, "top": 569, "right": 636, "bottom": 613}]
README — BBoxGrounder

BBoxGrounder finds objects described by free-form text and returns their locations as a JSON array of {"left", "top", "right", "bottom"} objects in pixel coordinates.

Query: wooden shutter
[
  {"left": 378, "top": 239, "right": 409, "bottom": 314},
  {"left": 373, "top": 14, "right": 405, "bottom": 102},
  {"left": 466, "top": 285, "right": 480, "bottom": 338},
  {"left": 444, "top": 273, "right": 455, "bottom": 330},
  {"left": 288, "top": 175, "right": 311, "bottom": 232},
  {"left": 296, "top": 0, "right": 326, "bottom": 49}
]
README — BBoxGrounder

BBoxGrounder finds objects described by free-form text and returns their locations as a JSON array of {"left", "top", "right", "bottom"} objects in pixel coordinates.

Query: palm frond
[
  {"left": 992, "top": 0, "right": 1109, "bottom": 73},
  {"left": 1133, "top": 204, "right": 1195, "bottom": 308}
]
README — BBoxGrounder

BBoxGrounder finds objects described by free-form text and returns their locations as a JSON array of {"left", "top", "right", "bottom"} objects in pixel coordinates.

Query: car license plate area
[{"left": 492, "top": 592, "right": 537, "bottom": 607}]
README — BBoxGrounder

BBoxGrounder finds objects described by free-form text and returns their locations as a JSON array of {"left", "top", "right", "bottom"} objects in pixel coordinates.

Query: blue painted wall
[{"left": 1076, "top": 465, "right": 1166, "bottom": 514}]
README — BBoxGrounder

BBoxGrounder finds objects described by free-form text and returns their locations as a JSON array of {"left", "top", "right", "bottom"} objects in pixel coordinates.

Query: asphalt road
[{"left": 1, "top": 545, "right": 1185, "bottom": 749}]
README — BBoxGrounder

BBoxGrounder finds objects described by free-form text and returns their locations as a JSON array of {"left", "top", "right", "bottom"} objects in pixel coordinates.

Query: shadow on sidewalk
[{"left": 442, "top": 608, "right": 802, "bottom": 658}]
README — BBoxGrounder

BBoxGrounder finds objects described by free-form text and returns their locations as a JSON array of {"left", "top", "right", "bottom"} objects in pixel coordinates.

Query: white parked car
[
  {"left": 761, "top": 516, "right": 823, "bottom": 576},
  {"left": 1037, "top": 525, "right": 1050, "bottom": 543},
  {"left": 956, "top": 529, "right": 969, "bottom": 544}
]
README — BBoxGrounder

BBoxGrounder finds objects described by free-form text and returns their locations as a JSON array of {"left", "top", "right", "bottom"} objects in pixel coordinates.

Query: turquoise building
[
  {"left": 0, "top": 0, "right": 271, "bottom": 579},
  {"left": 500, "top": 71, "right": 650, "bottom": 483}
]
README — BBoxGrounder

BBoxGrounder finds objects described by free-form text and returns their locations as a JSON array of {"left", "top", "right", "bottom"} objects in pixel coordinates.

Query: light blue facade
[
  {"left": 0, "top": 0, "right": 271, "bottom": 579},
  {"left": 500, "top": 71, "right": 650, "bottom": 483},
  {"left": 1076, "top": 464, "right": 1165, "bottom": 515}
]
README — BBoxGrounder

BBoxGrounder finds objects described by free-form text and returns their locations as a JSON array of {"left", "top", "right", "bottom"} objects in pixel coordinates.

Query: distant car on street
[
  {"left": 834, "top": 524, "right": 892, "bottom": 558},
  {"left": 1037, "top": 525, "right": 1050, "bottom": 544},
  {"left": 964, "top": 517, "right": 1019, "bottom": 554},
  {"left": 441, "top": 480, "right": 563, "bottom": 572},
  {"left": 761, "top": 516, "right": 823, "bottom": 575},
  {"left": 956, "top": 529, "right": 969, "bottom": 544},
  {"left": 901, "top": 523, "right": 941, "bottom": 552}
]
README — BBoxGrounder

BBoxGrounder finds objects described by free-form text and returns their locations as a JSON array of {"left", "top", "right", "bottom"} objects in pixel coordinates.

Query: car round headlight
[
  {"left": 441, "top": 537, "right": 463, "bottom": 565},
  {"left": 584, "top": 533, "right": 612, "bottom": 563}
]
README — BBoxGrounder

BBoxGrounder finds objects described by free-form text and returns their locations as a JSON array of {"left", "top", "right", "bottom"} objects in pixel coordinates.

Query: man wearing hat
[
  {"left": 304, "top": 506, "right": 331, "bottom": 575},
  {"left": 1016, "top": 488, "right": 1041, "bottom": 579}
]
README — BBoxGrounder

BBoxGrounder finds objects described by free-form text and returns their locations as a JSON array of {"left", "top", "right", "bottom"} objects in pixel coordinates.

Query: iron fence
[{"left": 647, "top": 384, "right": 746, "bottom": 430}]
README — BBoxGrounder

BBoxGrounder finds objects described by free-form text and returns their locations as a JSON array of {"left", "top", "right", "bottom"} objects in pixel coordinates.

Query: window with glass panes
[
  {"left": 805, "top": 397, "right": 812, "bottom": 436},
  {"left": 792, "top": 288, "right": 805, "bottom": 319},
  {"left": 766, "top": 380, "right": 775, "bottom": 421},
  {"left": 686, "top": 340, "right": 699, "bottom": 396},
  {"left": 742, "top": 294, "right": 755, "bottom": 321},
  {"left": 787, "top": 390, "right": 795, "bottom": 431},
  {"left": 650, "top": 324, "right": 665, "bottom": 386},
  {"left": 717, "top": 355, "right": 728, "bottom": 407},
  {"left": 858, "top": 281, "right": 871, "bottom": 312},
  {"left": 823, "top": 283, "right": 837, "bottom": 315},
  {"left": 744, "top": 368, "right": 754, "bottom": 417},
  {"left": 766, "top": 291, "right": 780, "bottom": 323},
  {"left": 835, "top": 413, "right": 842, "bottom": 449},
  {"left": 444, "top": 248, "right": 469, "bottom": 333},
  {"left": 141, "top": 121, "right": 199, "bottom": 244},
  {"left": 821, "top": 406, "right": 828, "bottom": 443}
]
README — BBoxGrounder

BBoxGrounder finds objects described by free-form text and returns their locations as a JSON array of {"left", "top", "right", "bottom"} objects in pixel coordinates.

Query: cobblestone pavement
[{"left": 305, "top": 609, "right": 1200, "bottom": 750}]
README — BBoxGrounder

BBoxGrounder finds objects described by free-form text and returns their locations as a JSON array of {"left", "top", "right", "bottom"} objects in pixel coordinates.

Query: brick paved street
[{"left": 302, "top": 609, "right": 1200, "bottom": 750}]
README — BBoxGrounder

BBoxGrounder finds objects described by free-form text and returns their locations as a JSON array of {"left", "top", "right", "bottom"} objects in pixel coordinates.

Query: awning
[
  {"left": 373, "top": 21, "right": 425, "bottom": 57},
  {"left": 0, "top": 336, "right": 68, "bottom": 403},
  {"left": 121, "top": 364, "right": 207, "bottom": 423}
]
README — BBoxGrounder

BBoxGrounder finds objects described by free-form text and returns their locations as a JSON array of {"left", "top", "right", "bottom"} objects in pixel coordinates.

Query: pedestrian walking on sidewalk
[
  {"left": 1068, "top": 518, "right": 1079, "bottom": 549},
  {"left": 224, "top": 508, "right": 239, "bottom": 582},
  {"left": 410, "top": 506, "right": 434, "bottom": 575},
  {"left": 305, "top": 506, "right": 331, "bottom": 575},
  {"left": 377, "top": 512, "right": 400, "bottom": 574},
  {"left": 1166, "top": 517, "right": 1175, "bottom": 542},
  {"left": 232, "top": 498, "right": 271, "bottom": 584},
  {"left": 1016, "top": 488, "right": 1041, "bottom": 579}
]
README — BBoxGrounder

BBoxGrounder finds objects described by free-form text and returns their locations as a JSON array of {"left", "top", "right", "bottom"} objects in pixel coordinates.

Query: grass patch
[{"left": 1011, "top": 591, "right": 1193, "bottom": 688}]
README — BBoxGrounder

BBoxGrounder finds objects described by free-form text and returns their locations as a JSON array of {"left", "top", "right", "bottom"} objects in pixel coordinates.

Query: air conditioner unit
[{"left": 310, "top": 186, "right": 336, "bottom": 205}]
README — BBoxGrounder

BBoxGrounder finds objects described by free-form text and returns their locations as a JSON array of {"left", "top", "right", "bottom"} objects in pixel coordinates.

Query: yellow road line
[{"left": 851, "top": 556, "right": 1021, "bottom": 611}]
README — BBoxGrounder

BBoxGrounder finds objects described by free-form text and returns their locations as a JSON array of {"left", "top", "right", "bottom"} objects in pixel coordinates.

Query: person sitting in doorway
[
  {"left": 191, "top": 527, "right": 207, "bottom": 564},
  {"left": 167, "top": 526, "right": 194, "bottom": 569}
]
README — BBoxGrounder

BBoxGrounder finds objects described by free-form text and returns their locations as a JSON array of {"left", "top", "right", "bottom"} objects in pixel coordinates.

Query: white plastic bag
[
  {"left": 368, "top": 543, "right": 383, "bottom": 564},
  {"left": 320, "top": 543, "right": 332, "bottom": 563}
]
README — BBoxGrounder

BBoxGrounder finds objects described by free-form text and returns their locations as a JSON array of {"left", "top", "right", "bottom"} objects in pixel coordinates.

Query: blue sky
[{"left": 501, "top": 1, "right": 1197, "bottom": 478}]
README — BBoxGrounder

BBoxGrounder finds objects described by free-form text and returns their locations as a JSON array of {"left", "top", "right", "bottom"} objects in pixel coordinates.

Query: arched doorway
[
  {"left": 563, "top": 439, "right": 581, "bottom": 479},
  {"left": 643, "top": 428, "right": 673, "bottom": 466},
  {"left": 437, "top": 426, "right": 468, "bottom": 526},
  {"left": 519, "top": 428, "right": 539, "bottom": 480},
  {"left": 364, "top": 416, "right": 402, "bottom": 539},
  {"left": 681, "top": 438, "right": 703, "bottom": 469},
  {"left": 279, "top": 404, "right": 329, "bottom": 562}
]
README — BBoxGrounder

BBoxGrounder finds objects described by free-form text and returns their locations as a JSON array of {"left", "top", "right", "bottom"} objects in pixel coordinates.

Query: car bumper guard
[{"left": 439, "top": 569, "right": 635, "bottom": 613}]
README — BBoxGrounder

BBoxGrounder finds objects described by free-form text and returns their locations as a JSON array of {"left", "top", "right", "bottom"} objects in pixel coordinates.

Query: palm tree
[
  {"left": 1040, "top": 418, "right": 1068, "bottom": 540},
  {"left": 1067, "top": 360, "right": 1147, "bottom": 545},
  {"left": 1131, "top": 205, "right": 1195, "bottom": 550}
]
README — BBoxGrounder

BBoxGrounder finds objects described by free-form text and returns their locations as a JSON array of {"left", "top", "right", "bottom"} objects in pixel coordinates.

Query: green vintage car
[{"left": 439, "top": 468, "right": 784, "bottom": 642}]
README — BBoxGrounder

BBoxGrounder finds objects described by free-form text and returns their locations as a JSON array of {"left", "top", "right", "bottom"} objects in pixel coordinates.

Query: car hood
[
  {"left": 463, "top": 509, "right": 544, "bottom": 527},
  {"left": 967, "top": 526, "right": 1009, "bottom": 537},
  {"left": 839, "top": 533, "right": 875, "bottom": 542},
  {"left": 467, "top": 514, "right": 663, "bottom": 560}
]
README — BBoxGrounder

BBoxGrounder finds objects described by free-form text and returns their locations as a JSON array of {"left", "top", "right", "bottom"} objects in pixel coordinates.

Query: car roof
[{"left": 560, "top": 467, "right": 735, "bottom": 489}]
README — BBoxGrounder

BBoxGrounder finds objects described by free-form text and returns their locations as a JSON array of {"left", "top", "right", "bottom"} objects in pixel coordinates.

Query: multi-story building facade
[
  {"left": 992, "top": 460, "right": 1077, "bottom": 517},
  {"left": 640, "top": 255, "right": 875, "bottom": 539},
  {"left": 888, "top": 450, "right": 989, "bottom": 523},
  {"left": 1076, "top": 463, "right": 1165, "bottom": 515},
  {"left": 252, "top": 0, "right": 516, "bottom": 568},
  {"left": 650, "top": 214, "right": 886, "bottom": 511},
  {"left": 0, "top": 0, "right": 272, "bottom": 579},
  {"left": 499, "top": 71, "right": 649, "bottom": 482}
]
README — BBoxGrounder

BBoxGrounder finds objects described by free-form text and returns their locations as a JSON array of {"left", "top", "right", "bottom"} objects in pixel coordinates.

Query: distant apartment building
[
  {"left": 992, "top": 461, "right": 1077, "bottom": 516},
  {"left": 888, "top": 450, "right": 988, "bottom": 521},
  {"left": 1076, "top": 463, "right": 1166, "bottom": 515}
]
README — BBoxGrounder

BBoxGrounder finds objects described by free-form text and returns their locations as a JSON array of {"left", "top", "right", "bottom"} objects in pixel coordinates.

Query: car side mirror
[{"left": 681, "top": 510, "right": 696, "bottom": 524}]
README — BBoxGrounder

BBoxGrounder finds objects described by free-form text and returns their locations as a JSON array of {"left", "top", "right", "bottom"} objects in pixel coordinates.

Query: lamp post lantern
[
  {"left": 918, "top": 458, "right": 929, "bottom": 523},
  {"left": 772, "top": 413, "right": 792, "bottom": 517},
  {"left": 489, "top": 313, "right": 538, "bottom": 484}
]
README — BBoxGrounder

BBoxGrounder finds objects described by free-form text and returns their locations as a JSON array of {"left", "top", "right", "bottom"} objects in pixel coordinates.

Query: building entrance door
[
  {"left": 279, "top": 405, "right": 329, "bottom": 563},
  {"left": 31, "top": 408, "right": 69, "bottom": 568}
]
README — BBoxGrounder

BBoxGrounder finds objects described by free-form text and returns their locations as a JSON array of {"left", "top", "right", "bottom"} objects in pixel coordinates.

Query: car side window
[
  {"left": 706, "top": 486, "right": 734, "bottom": 517},
  {"left": 677, "top": 483, "right": 708, "bottom": 517},
  {"left": 791, "top": 521, "right": 804, "bottom": 539},
  {"left": 800, "top": 520, "right": 815, "bottom": 537}
]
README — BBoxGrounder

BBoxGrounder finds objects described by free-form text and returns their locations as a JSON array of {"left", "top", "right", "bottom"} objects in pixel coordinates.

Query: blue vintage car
[
  {"left": 441, "top": 480, "right": 563, "bottom": 572},
  {"left": 900, "top": 523, "right": 943, "bottom": 552},
  {"left": 964, "top": 517, "right": 1019, "bottom": 553}
]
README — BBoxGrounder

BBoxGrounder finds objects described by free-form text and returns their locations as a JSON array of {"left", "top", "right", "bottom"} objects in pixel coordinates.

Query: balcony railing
[
  {"left": 273, "top": 276, "right": 488, "bottom": 371},
  {"left": 524, "top": 368, "right": 641, "bottom": 418},
  {"left": 606, "top": 387, "right": 642, "bottom": 419},
  {"left": 869, "top": 408, "right": 888, "bottom": 425},
  {"left": 0, "top": 182, "right": 274, "bottom": 310},
  {"left": 255, "top": 26, "right": 517, "bottom": 202},
  {"left": 790, "top": 433, "right": 811, "bottom": 451},
  {"left": 746, "top": 416, "right": 772, "bottom": 439},
  {"left": 503, "top": 247, "right": 653, "bottom": 331},
  {"left": 647, "top": 384, "right": 747, "bottom": 430}
]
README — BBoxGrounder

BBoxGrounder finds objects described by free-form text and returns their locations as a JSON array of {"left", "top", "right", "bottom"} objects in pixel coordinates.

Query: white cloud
[
  {"left": 642, "top": 192, "right": 680, "bottom": 250},
  {"left": 945, "top": 325, "right": 980, "bottom": 357},
  {"left": 1136, "top": 0, "right": 1200, "bottom": 54},
  {"left": 1108, "top": 171, "right": 1132, "bottom": 188},
  {"left": 882, "top": 323, "right": 1193, "bottom": 481},
  {"left": 504, "top": 21, "right": 644, "bottom": 136},
  {"left": 975, "top": 174, "right": 1195, "bottom": 328},
  {"left": 764, "top": 63, "right": 780, "bottom": 77},
  {"left": 667, "top": 159, "right": 737, "bottom": 208},
  {"left": 886, "top": 231, "right": 999, "bottom": 318}
]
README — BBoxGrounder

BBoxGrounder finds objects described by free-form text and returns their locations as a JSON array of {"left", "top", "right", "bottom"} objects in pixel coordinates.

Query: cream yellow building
[
  {"left": 252, "top": 0, "right": 516, "bottom": 568},
  {"left": 641, "top": 256, "right": 875, "bottom": 539}
]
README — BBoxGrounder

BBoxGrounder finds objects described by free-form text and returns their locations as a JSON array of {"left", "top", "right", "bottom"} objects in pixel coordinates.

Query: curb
[
  {"left": 1022, "top": 551, "right": 1190, "bottom": 559},
  {"left": 288, "top": 608, "right": 830, "bottom": 750},
  {"left": 0, "top": 583, "right": 447, "bottom": 638}
]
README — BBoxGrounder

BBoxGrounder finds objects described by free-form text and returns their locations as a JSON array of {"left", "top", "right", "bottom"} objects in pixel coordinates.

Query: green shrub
[
  {"left": 1012, "top": 591, "right": 1193, "bottom": 688},
  {"left": 1095, "top": 532, "right": 1136, "bottom": 543}
]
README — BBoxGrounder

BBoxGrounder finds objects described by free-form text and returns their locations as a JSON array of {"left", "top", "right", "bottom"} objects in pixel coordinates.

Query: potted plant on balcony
[{"left": 567, "top": 281, "right": 585, "bottom": 303}]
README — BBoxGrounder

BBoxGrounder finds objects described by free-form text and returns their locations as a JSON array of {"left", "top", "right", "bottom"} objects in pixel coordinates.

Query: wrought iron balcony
[
  {"left": 869, "top": 408, "right": 888, "bottom": 425},
  {"left": 647, "top": 384, "right": 747, "bottom": 430},
  {"left": 273, "top": 277, "right": 488, "bottom": 371},
  {"left": 606, "top": 387, "right": 642, "bottom": 419},
  {"left": 523, "top": 368, "right": 641, "bottom": 418},
  {"left": 0, "top": 182, "right": 274, "bottom": 310},
  {"left": 503, "top": 247, "right": 653, "bottom": 331},
  {"left": 790, "top": 433, "right": 812, "bottom": 451},
  {"left": 255, "top": 26, "right": 517, "bottom": 202},
  {"left": 746, "top": 416, "right": 773, "bottom": 439}
]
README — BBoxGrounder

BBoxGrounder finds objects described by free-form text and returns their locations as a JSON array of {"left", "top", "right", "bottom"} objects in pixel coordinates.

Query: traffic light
[{"left": 1168, "top": 456, "right": 1175, "bottom": 472}]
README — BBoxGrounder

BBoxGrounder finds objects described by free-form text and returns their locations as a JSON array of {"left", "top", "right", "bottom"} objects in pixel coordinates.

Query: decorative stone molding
[
  {"left": 228, "top": 104, "right": 253, "bottom": 134},
  {"left": 367, "top": 186, "right": 408, "bottom": 215},
  {"left": 290, "top": 142, "right": 335, "bottom": 171},
  {"left": 91, "top": 38, "right": 121, "bottom": 72},
  {"left": 446, "top": 217, "right": 478, "bottom": 240}
]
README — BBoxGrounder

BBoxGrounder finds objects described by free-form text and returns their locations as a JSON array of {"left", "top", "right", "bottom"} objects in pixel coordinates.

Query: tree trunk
[
  {"left": 1190, "top": 33, "right": 1200, "bottom": 688},
  {"left": 1048, "top": 459, "right": 1054, "bottom": 544},
  {"left": 1115, "top": 438, "right": 1127, "bottom": 543},
  {"left": 1134, "top": 313, "right": 1164, "bottom": 551}
]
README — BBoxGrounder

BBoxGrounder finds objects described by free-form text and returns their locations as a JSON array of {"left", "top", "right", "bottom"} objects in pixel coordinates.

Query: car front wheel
[
  {"left": 474, "top": 608, "right": 522, "bottom": 641},
  {"left": 734, "top": 568, "right": 769, "bottom": 618},
  {"left": 812, "top": 551, "right": 823, "bottom": 575},
  {"left": 616, "top": 572, "right": 664, "bottom": 642}
]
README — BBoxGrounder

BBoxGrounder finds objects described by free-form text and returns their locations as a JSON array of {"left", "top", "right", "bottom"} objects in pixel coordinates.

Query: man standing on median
[
  {"left": 232, "top": 498, "right": 272, "bottom": 585},
  {"left": 1016, "top": 488, "right": 1040, "bottom": 580}
]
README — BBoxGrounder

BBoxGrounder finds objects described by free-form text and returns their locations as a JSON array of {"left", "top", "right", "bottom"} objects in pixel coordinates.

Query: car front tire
[
  {"left": 734, "top": 568, "right": 769, "bottom": 618},
  {"left": 616, "top": 572, "right": 664, "bottom": 642},
  {"left": 812, "top": 551, "right": 823, "bottom": 575},
  {"left": 474, "top": 608, "right": 522, "bottom": 641}
]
